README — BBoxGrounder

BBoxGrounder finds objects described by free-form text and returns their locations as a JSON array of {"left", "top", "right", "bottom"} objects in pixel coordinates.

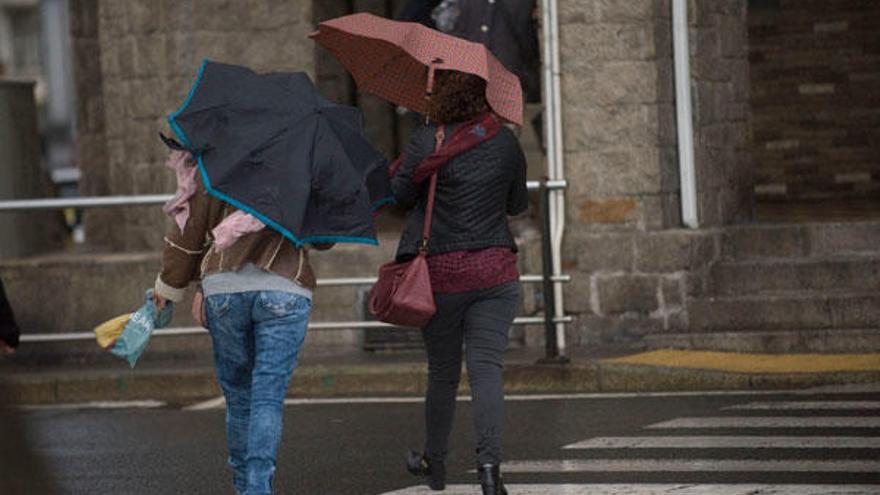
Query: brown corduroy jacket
[{"left": 154, "top": 180, "right": 325, "bottom": 302}]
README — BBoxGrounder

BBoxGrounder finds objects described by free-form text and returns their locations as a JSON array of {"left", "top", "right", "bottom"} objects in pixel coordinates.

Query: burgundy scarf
[{"left": 389, "top": 112, "right": 503, "bottom": 183}]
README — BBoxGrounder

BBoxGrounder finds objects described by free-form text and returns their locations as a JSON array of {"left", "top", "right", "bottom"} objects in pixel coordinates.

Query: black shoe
[
  {"left": 478, "top": 464, "right": 507, "bottom": 495},
  {"left": 406, "top": 450, "right": 446, "bottom": 491}
]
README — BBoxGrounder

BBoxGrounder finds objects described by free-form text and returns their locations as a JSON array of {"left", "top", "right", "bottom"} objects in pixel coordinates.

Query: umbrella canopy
[
  {"left": 167, "top": 60, "right": 391, "bottom": 247},
  {"left": 310, "top": 12, "right": 523, "bottom": 126}
]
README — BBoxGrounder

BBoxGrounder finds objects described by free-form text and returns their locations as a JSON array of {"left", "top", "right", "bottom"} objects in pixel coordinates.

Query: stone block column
[
  {"left": 70, "top": 0, "right": 112, "bottom": 247},
  {"left": 557, "top": 0, "right": 750, "bottom": 346},
  {"left": 689, "top": 0, "right": 753, "bottom": 225}
]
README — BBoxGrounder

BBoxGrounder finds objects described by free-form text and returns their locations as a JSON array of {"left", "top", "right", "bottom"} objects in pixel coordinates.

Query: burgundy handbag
[{"left": 368, "top": 128, "right": 445, "bottom": 327}]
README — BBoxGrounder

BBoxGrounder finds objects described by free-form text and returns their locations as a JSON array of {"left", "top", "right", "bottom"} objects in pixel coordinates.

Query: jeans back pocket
[{"left": 257, "top": 291, "right": 310, "bottom": 318}]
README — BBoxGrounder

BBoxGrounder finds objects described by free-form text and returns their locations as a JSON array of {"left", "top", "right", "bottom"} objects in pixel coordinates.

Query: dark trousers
[{"left": 421, "top": 281, "right": 521, "bottom": 466}]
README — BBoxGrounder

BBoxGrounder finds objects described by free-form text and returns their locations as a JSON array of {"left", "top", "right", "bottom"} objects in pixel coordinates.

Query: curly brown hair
[{"left": 427, "top": 70, "right": 488, "bottom": 125}]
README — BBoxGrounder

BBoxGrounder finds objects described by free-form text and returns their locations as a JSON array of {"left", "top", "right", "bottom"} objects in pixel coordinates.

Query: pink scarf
[
  {"left": 211, "top": 211, "right": 267, "bottom": 251},
  {"left": 162, "top": 150, "right": 265, "bottom": 251},
  {"left": 162, "top": 150, "right": 198, "bottom": 234}
]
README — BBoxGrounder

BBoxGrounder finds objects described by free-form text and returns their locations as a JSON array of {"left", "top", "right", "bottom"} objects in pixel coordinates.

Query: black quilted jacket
[{"left": 391, "top": 123, "right": 528, "bottom": 261}]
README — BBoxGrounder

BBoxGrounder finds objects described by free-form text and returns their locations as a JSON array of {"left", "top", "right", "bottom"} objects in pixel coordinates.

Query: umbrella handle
[
  {"left": 425, "top": 58, "right": 444, "bottom": 100},
  {"left": 425, "top": 58, "right": 444, "bottom": 125}
]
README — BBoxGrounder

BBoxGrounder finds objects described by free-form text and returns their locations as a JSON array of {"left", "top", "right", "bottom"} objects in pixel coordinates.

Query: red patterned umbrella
[{"left": 310, "top": 12, "right": 523, "bottom": 126}]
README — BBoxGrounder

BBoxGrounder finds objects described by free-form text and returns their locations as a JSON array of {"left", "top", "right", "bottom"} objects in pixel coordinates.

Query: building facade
[{"left": 45, "top": 0, "right": 880, "bottom": 353}]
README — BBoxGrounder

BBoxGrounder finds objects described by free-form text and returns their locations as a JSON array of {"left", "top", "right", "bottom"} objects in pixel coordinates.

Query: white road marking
[
  {"left": 501, "top": 459, "right": 880, "bottom": 473},
  {"left": 647, "top": 416, "right": 880, "bottom": 429},
  {"left": 17, "top": 400, "right": 166, "bottom": 411},
  {"left": 183, "top": 396, "right": 227, "bottom": 411},
  {"left": 182, "top": 388, "right": 876, "bottom": 411},
  {"left": 285, "top": 397, "right": 425, "bottom": 405},
  {"left": 379, "top": 484, "right": 880, "bottom": 495},
  {"left": 724, "top": 401, "right": 880, "bottom": 410},
  {"left": 563, "top": 435, "right": 880, "bottom": 449}
]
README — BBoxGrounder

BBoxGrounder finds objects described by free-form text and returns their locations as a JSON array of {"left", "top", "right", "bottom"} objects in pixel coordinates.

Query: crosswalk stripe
[
  {"left": 17, "top": 400, "right": 166, "bottom": 411},
  {"left": 562, "top": 435, "right": 880, "bottom": 449},
  {"left": 724, "top": 401, "right": 880, "bottom": 410},
  {"left": 184, "top": 391, "right": 826, "bottom": 411},
  {"left": 501, "top": 459, "right": 880, "bottom": 473},
  {"left": 380, "top": 485, "right": 880, "bottom": 495},
  {"left": 647, "top": 416, "right": 880, "bottom": 429}
]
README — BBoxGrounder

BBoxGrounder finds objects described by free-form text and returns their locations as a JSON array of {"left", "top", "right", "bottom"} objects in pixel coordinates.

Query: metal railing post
[
  {"left": 539, "top": 180, "right": 558, "bottom": 358},
  {"left": 538, "top": 179, "right": 569, "bottom": 364}
]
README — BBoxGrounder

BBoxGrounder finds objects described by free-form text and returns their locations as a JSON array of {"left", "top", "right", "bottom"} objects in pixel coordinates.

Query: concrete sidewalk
[{"left": 1, "top": 347, "right": 879, "bottom": 405}]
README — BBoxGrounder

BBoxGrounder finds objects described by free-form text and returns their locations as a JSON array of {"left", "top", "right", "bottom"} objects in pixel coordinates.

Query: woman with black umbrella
[{"left": 152, "top": 61, "right": 390, "bottom": 495}]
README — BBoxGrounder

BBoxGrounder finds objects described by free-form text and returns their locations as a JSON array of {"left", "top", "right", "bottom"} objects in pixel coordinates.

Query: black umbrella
[{"left": 166, "top": 60, "right": 391, "bottom": 246}]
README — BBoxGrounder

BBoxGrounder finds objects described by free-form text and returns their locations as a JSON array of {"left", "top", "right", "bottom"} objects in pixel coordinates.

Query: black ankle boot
[
  {"left": 406, "top": 450, "right": 446, "bottom": 491},
  {"left": 478, "top": 464, "right": 507, "bottom": 495}
]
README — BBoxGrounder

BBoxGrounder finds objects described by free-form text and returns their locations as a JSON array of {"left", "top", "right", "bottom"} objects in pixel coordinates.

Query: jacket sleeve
[
  {"left": 391, "top": 126, "right": 435, "bottom": 210},
  {"left": 507, "top": 135, "right": 529, "bottom": 215},
  {"left": 155, "top": 187, "right": 214, "bottom": 302}
]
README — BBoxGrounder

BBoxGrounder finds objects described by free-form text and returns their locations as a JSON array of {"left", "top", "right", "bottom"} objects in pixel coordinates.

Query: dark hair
[{"left": 427, "top": 70, "right": 488, "bottom": 124}]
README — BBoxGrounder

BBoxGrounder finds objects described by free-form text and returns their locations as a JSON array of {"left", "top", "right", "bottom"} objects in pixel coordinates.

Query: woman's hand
[
  {"left": 1, "top": 341, "right": 14, "bottom": 355},
  {"left": 191, "top": 288, "right": 207, "bottom": 328},
  {"left": 151, "top": 291, "right": 169, "bottom": 311}
]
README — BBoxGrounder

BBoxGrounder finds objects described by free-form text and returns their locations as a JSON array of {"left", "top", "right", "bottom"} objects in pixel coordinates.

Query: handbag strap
[{"left": 420, "top": 126, "right": 445, "bottom": 252}]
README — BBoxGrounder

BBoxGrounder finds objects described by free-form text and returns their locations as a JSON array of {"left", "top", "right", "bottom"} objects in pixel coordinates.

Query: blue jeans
[{"left": 205, "top": 291, "right": 311, "bottom": 495}]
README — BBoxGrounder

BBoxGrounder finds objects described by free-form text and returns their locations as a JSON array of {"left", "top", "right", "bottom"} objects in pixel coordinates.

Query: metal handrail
[
  {"left": 18, "top": 316, "right": 575, "bottom": 343},
  {"left": 0, "top": 181, "right": 568, "bottom": 212},
  {"left": 2, "top": 179, "right": 573, "bottom": 358},
  {"left": 0, "top": 195, "right": 174, "bottom": 211},
  {"left": 316, "top": 274, "right": 571, "bottom": 286}
]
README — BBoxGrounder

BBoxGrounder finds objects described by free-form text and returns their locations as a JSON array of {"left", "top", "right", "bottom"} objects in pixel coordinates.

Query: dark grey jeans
[{"left": 421, "top": 281, "right": 521, "bottom": 466}]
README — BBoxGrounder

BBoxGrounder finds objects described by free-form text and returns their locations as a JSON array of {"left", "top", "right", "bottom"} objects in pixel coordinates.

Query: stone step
[
  {"left": 688, "top": 291, "right": 880, "bottom": 332},
  {"left": 722, "top": 221, "right": 880, "bottom": 260},
  {"left": 711, "top": 255, "right": 880, "bottom": 295},
  {"left": 643, "top": 329, "right": 880, "bottom": 354}
]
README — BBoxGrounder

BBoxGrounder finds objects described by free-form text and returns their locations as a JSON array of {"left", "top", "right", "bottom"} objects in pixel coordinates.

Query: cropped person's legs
[
  {"left": 463, "top": 282, "right": 520, "bottom": 466},
  {"left": 206, "top": 292, "right": 256, "bottom": 495},
  {"left": 421, "top": 292, "right": 470, "bottom": 463},
  {"left": 246, "top": 291, "right": 311, "bottom": 495}
]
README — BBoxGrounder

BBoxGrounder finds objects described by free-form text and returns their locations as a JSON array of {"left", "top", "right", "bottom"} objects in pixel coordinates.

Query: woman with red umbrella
[
  {"left": 313, "top": 14, "right": 528, "bottom": 494},
  {"left": 397, "top": 69, "right": 527, "bottom": 495}
]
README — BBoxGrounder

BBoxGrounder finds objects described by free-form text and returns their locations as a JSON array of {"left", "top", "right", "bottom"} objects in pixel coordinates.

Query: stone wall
[
  {"left": 558, "top": 0, "right": 751, "bottom": 347},
  {"left": 66, "top": 0, "right": 765, "bottom": 350},
  {"left": 690, "top": 0, "right": 753, "bottom": 225},
  {"left": 70, "top": 0, "right": 111, "bottom": 246},
  {"left": 71, "top": 0, "right": 315, "bottom": 251},
  {"left": 750, "top": 0, "right": 880, "bottom": 200},
  {"left": 0, "top": 81, "right": 67, "bottom": 258}
]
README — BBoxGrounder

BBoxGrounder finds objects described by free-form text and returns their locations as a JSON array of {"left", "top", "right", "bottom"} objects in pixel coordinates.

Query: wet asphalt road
[{"left": 2, "top": 387, "right": 880, "bottom": 495}]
